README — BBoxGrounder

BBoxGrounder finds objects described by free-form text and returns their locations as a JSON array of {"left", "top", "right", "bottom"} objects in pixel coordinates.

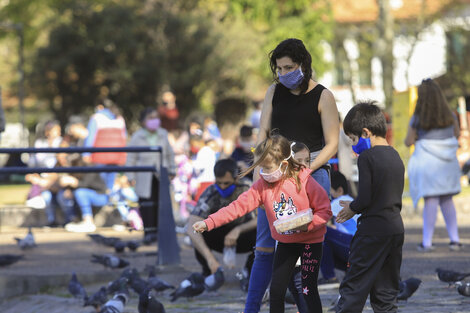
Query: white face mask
[
  {"left": 260, "top": 162, "right": 285, "bottom": 183},
  {"left": 260, "top": 143, "right": 295, "bottom": 183}
]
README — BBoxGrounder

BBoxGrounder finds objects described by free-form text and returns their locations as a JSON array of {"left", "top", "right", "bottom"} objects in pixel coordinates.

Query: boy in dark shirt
[{"left": 335, "top": 102, "right": 405, "bottom": 313}]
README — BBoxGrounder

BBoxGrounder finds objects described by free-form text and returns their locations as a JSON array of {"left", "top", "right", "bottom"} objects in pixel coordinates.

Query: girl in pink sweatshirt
[{"left": 193, "top": 133, "right": 331, "bottom": 313}]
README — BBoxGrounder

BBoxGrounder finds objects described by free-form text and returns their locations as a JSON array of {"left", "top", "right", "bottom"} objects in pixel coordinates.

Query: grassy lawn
[{"left": 0, "top": 184, "right": 30, "bottom": 205}]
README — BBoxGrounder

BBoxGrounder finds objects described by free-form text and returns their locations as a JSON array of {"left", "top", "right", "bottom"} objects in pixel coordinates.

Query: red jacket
[{"left": 204, "top": 168, "right": 332, "bottom": 244}]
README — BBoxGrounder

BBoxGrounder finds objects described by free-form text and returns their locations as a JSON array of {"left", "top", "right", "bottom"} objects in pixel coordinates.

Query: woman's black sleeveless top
[{"left": 271, "top": 83, "right": 325, "bottom": 152}]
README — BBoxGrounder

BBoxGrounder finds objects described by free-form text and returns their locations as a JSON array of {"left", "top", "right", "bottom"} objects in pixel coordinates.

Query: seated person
[
  {"left": 62, "top": 154, "right": 109, "bottom": 233},
  {"left": 319, "top": 170, "right": 359, "bottom": 285},
  {"left": 230, "top": 125, "right": 255, "bottom": 181},
  {"left": 186, "top": 158, "right": 257, "bottom": 278}
]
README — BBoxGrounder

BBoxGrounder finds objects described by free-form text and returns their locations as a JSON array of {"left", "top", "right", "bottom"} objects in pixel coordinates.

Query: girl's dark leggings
[{"left": 270, "top": 242, "right": 323, "bottom": 313}]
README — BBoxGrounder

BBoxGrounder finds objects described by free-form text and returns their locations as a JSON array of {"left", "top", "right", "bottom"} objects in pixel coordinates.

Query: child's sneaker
[
  {"left": 417, "top": 243, "right": 435, "bottom": 252},
  {"left": 449, "top": 241, "right": 463, "bottom": 251},
  {"left": 65, "top": 221, "right": 96, "bottom": 233}
]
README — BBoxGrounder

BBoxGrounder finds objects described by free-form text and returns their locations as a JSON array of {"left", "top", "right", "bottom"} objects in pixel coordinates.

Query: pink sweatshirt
[{"left": 204, "top": 168, "right": 332, "bottom": 244}]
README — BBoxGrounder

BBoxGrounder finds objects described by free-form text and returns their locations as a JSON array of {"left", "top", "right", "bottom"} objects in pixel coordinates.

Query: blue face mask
[
  {"left": 278, "top": 67, "right": 304, "bottom": 90},
  {"left": 352, "top": 137, "right": 371, "bottom": 154},
  {"left": 215, "top": 184, "right": 236, "bottom": 198}
]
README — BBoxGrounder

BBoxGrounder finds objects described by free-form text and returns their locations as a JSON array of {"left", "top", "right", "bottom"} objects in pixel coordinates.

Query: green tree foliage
[{"left": 30, "top": 3, "right": 165, "bottom": 124}]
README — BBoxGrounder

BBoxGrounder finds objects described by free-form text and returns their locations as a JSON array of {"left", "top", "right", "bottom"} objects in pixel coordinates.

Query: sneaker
[
  {"left": 65, "top": 221, "right": 96, "bottom": 233},
  {"left": 417, "top": 243, "right": 435, "bottom": 252},
  {"left": 449, "top": 242, "right": 463, "bottom": 251},
  {"left": 318, "top": 277, "right": 340, "bottom": 290}
]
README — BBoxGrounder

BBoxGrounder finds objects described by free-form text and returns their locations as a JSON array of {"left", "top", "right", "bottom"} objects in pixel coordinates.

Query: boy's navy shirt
[{"left": 349, "top": 145, "right": 405, "bottom": 236}]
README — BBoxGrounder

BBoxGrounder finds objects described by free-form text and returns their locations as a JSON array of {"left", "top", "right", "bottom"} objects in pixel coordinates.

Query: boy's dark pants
[{"left": 337, "top": 233, "right": 404, "bottom": 313}]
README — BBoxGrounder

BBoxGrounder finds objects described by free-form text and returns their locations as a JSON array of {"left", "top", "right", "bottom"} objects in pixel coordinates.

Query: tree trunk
[{"left": 377, "top": 0, "right": 394, "bottom": 110}]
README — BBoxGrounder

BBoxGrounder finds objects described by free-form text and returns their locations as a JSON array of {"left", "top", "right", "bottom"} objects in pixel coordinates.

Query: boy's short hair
[
  {"left": 331, "top": 171, "right": 349, "bottom": 195},
  {"left": 240, "top": 125, "right": 253, "bottom": 138},
  {"left": 214, "top": 158, "right": 238, "bottom": 178},
  {"left": 343, "top": 101, "right": 387, "bottom": 137}
]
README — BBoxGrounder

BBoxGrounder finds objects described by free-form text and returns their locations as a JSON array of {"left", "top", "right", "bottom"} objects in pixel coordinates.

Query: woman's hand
[
  {"left": 336, "top": 200, "right": 355, "bottom": 223},
  {"left": 192, "top": 221, "right": 208, "bottom": 233}
]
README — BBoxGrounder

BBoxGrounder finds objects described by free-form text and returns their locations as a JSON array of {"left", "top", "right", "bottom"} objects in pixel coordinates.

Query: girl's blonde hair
[{"left": 241, "top": 131, "right": 306, "bottom": 191}]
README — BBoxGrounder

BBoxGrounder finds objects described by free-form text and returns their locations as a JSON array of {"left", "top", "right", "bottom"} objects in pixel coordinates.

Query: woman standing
[
  {"left": 405, "top": 79, "right": 462, "bottom": 252},
  {"left": 125, "top": 107, "right": 176, "bottom": 244},
  {"left": 245, "top": 38, "right": 339, "bottom": 313}
]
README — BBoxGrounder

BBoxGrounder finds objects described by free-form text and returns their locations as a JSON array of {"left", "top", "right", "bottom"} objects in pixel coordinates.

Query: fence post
[{"left": 157, "top": 166, "right": 181, "bottom": 265}]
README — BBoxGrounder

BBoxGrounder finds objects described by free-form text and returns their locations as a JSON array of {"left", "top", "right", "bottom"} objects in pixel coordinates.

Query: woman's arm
[
  {"left": 404, "top": 123, "right": 417, "bottom": 147},
  {"left": 253, "top": 84, "right": 276, "bottom": 181},
  {"left": 311, "top": 89, "right": 339, "bottom": 172}
]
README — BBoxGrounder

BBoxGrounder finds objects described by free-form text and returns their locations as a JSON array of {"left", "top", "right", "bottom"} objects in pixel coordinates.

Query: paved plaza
[{"left": 0, "top": 215, "right": 469, "bottom": 312}]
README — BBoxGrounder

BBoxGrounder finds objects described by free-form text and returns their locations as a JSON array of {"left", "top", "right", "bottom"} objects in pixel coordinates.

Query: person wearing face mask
[
  {"left": 186, "top": 158, "right": 257, "bottom": 280},
  {"left": 193, "top": 133, "right": 331, "bottom": 313},
  {"left": 335, "top": 101, "right": 405, "bottom": 313},
  {"left": 244, "top": 38, "right": 339, "bottom": 313},
  {"left": 231, "top": 125, "right": 256, "bottom": 181},
  {"left": 124, "top": 107, "right": 176, "bottom": 244}
]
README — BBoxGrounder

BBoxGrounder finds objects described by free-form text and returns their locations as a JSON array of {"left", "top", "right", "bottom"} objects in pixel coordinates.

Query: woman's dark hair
[
  {"left": 413, "top": 79, "right": 454, "bottom": 130},
  {"left": 331, "top": 171, "right": 349, "bottom": 195},
  {"left": 139, "top": 107, "right": 157, "bottom": 124},
  {"left": 343, "top": 101, "right": 387, "bottom": 138},
  {"left": 214, "top": 158, "right": 238, "bottom": 178},
  {"left": 269, "top": 38, "right": 313, "bottom": 95}
]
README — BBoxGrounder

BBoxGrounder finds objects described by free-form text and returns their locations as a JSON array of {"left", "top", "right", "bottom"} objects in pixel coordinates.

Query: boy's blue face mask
[
  {"left": 215, "top": 184, "right": 236, "bottom": 198},
  {"left": 352, "top": 137, "right": 371, "bottom": 154}
]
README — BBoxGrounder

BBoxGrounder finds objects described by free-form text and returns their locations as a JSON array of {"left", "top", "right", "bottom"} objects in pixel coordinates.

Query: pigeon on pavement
[
  {"left": 127, "top": 240, "right": 141, "bottom": 252},
  {"left": 68, "top": 272, "right": 88, "bottom": 301},
  {"left": 138, "top": 288, "right": 166, "bottom": 313},
  {"left": 204, "top": 267, "right": 225, "bottom": 292},
  {"left": 88, "top": 234, "right": 106, "bottom": 245},
  {"left": 107, "top": 277, "right": 129, "bottom": 295},
  {"left": 91, "top": 254, "right": 129, "bottom": 269},
  {"left": 114, "top": 240, "right": 127, "bottom": 253},
  {"left": 147, "top": 276, "right": 175, "bottom": 293},
  {"left": 456, "top": 281, "right": 470, "bottom": 297},
  {"left": 397, "top": 277, "right": 422, "bottom": 301},
  {"left": 98, "top": 293, "right": 128, "bottom": 313},
  {"left": 0, "top": 254, "right": 23, "bottom": 267},
  {"left": 84, "top": 286, "right": 108, "bottom": 311},
  {"left": 436, "top": 268, "right": 470, "bottom": 286},
  {"left": 14, "top": 227, "right": 36, "bottom": 250},
  {"left": 170, "top": 272, "right": 205, "bottom": 302}
]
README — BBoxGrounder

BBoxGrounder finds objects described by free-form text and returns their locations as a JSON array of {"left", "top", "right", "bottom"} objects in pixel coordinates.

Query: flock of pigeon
[
  {"left": 0, "top": 229, "right": 226, "bottom": 312},
  {"left": 1, "top": 228, "right": 470, "bottom": 312}
]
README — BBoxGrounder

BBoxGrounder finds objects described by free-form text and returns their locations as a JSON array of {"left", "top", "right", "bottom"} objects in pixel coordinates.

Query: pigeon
[
  {"left": 127, "top": 240, "right": 141, "bottom": 252},
  {"left": 456, "top": 281, "right": 470, "bottom": 297},
  {"left": 130, "top": 275, "right": 150, "bottom": 295},
  {"left": 98, "top": 293, "right": 128, "bottom": 313},
  {"left": 121, "top": 267, "right": 140, "bottom": 280},
  {"left": 147, "top": 276, "right": 175, "bottom": 292},
  {"left": 68, "top": 272, "right": 88, "bottom": 301},
  {"left": 107, "top": 277, "right": 129, "bottom": 295},
  {"left": 436, "top": 268, "right": 470, "bottom": 286},
  {"left": 102, "top": 236, "right": 122, "bottom": 247},
  {"left": 397, "top": 277, "right": 421, "bottom": 301},
  {"left": 14, "top": 227, "right": 36, "bottom": 250},
  {"left": 138, "top": 288, "right": 166, "bottom": 313},
  {"left": 114, "top": 241, "right": 127, "bottom": 253},
  {"left": 0, "top": 254, "right": 23, "bottom": 267},
  {"left": 84, "top": 286, "right": 108, "bottom": 310},
  {"left": 91, "top": 254, "right": 129, "bottom": 269},
  {"left": 204, "top": 267, "right": 225, "bottom": 292},
  {"left": 88, "top": 234, "right": 107, "bottom": 245},
  {"left": 170, "top": 272, "right": 205, "bottom": 302}
]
